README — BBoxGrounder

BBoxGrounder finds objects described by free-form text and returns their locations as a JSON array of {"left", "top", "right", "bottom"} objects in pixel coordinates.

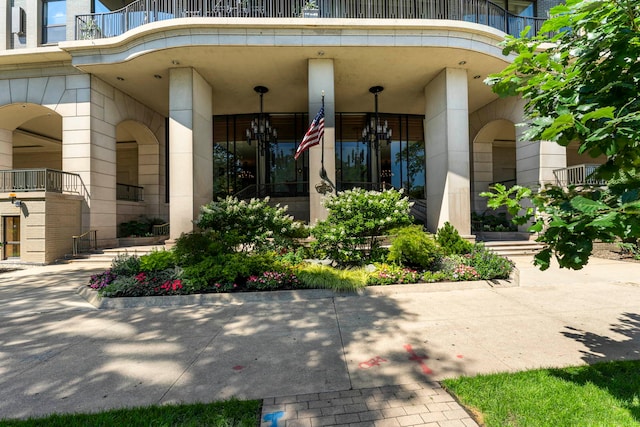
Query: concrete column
[
  {"left": 25, "top": 0, "right": 38, "bottom": 48},
  {"left": 472, "top": 140, "right": 492, "bottom": 213},
  {"left": 62, "top": 75, "right": 118, "bottom": 247},
  {"left": 424, "top": 68, "right": 471, "bottom": 235},
  {"left": 0, "top": 0, "right": 9, "bottom": 50},
  {"left": 515, "top": 130, "right": 566, "bottom": 188},
  {"left": 0, "top": 128, "right": 12, "bottom": 169},
  {"left": 169, "top": 67, "right": 213, "bottom": 240},
  {"left": 308, "top": 59, "right": 335, "bottom": 224}
]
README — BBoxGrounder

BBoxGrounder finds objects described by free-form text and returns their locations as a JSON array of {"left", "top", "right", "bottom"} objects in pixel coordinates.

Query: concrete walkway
[{"left": 0, "top": 256, "right": 639, "bottom": 426}]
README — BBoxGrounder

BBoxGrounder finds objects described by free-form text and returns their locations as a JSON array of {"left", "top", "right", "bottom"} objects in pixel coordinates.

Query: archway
[
  {"left": 0, "top": 103, "right": 62, "bottom": 170},
  {"left": 115, "top": 120, "right": 163, "bottom": 233},
  {"left": 471, "top": 119, "right": 516, "bottom": 214}
]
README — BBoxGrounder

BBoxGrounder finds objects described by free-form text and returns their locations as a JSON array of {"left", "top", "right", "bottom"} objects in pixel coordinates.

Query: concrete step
[
  {"left": 66, "top": 245, "right": 168, "bottom": 264},
  {"left": 483, "top": 240, "right": 544, "bottom": 257}
]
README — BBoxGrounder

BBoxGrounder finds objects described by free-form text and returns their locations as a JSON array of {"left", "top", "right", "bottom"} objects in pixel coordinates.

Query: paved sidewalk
[{"left": 0, "top": 256, "right": 639, "bottom": 426}]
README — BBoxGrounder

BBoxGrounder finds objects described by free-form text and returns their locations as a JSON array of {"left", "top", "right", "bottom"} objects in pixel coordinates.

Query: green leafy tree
[{"left": 483, "top": 0, "right": 640, "bottom": 270}]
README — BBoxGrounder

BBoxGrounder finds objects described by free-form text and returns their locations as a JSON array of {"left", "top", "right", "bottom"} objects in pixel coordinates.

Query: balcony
[
  {"left": 553, "top": 164, "right": 606, "bottom": 187},
  {"left": 0, "top": 169, "right": 87, "bottom": 197},
  {"left": 76, "top": 0, "right": 546, "bottom": 40}
]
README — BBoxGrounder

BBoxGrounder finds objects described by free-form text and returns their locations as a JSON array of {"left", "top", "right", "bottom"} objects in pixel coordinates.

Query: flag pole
[{"left": 318, "top": 91, "right": 335, "bottom": 192}]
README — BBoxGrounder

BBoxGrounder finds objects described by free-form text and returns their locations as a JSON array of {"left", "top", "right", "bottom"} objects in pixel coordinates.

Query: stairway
[
  {"left": 66, "top": 245, "right": 167, "bottom": 264},
  {"left": 482, "top": 240, "right": 544, "bottom": 257}
]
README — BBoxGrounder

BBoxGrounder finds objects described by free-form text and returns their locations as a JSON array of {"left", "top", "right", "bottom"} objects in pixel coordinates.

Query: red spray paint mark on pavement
[
  {"left": 456, "top": 355, "right": 464, "bottom": 359},
  {"left": 232, "top": 365, "right": 245, "bottom": 371},
  {"left": 404, "top": 344, "right": 433, "bottom": 375},
  {"left": 358, "top": 356, "right": 388, "bottom": 369}
]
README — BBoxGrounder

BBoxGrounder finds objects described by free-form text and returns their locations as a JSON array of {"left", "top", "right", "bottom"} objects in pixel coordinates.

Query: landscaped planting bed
[{"left": 88, "top": 189, "right": 514, "bottom": 298}]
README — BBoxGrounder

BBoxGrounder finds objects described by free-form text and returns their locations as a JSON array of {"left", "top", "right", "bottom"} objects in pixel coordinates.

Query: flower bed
[{"left": 87, "top": 192, "right": 515, "bottom": 298}]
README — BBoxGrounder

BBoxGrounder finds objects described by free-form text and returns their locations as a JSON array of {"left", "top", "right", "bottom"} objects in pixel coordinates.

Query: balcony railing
[
  {"left": 76, "top": 0, "right": 546, "bottom": 40},
  {"left": 0, "top": 169, "right": 88, "bottom": 197},
  {"left": 117, "top": 183, "right": 145, "bottom": 202},
  {"left": 553, "top": 164, "right": 606, "bottom": 187}
]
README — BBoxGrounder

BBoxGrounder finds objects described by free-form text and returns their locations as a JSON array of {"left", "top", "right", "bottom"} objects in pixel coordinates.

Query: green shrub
[
  {"left": 464, "top": 244, "right": 514, "bottom": 279},
  {"left": 196, "top": 196, "right": 302, "bottom": 253},
  {"left": 110, "top": 254, "right": 141, "bottom": 277},
  {"left": 387, "top": 225, "right": 441, "bottom": 269},
  {"left": 295, "top": 264, "right": 368, "bottom": 292},
  {"left": 139, "top": 249, "right": 176, "bottom": 272},
  {"left": 436, "top": 222, "right": 473, "bottom": 255},
  {"left": 118, "top": 217, "right": 165, "bottom": 237},
  {"left": 311, "top": 188, "right": 412, "bottom": 266},
  {"left": 421, "top": 271, "right": 450, "bottom": 283},
  {"left": 173, "top": 231, "right": 227, "bottom": 266}
]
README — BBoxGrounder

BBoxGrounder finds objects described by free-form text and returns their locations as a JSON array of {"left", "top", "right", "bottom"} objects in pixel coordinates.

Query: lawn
[
  {"left": 442, "top": 360, "right": 640, "bottom": 427},
  {"left": 0, "top": 399, "right": 261, "bottom": 427}
]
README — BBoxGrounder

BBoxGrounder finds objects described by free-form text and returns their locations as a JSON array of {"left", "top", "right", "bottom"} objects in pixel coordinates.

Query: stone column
[
  {"left": 0, "top": 0, "right": 9, "bottom": 50},
  {"left": 25, "top": 0, "right": 38, "bottom": 48},
  {"left": 168, "top": 67, "right": 213, "bottom": 240},
  {"left": 424, "top": 68, "right": 471, "bottom": 235},
  {"left": 62, "top": 74, "right": 118, "bottom": 247},
  {"left": 308, "top": 59, "right": 335, "bottom": 224},
  {"left": 0, "top": 128, "right": 12, "bottom": 169}
]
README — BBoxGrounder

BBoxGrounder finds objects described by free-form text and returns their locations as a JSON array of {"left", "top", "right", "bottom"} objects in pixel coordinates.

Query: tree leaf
[{"left": 569, "top": 196, "right": 609, "bottom": 213}]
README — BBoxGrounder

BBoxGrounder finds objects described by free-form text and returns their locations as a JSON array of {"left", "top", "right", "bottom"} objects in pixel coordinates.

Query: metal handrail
[
  {"left": 152, "top": 222, "right": 170, "bottom": 236},
  {"left": 76, "top": 0, "right": 546, "bottom": 40},
  {"left": 232, "top": 181, "right": 310, "bottom": 199},
  {"left": 116, "top": 183, "right": 144, "bottom": 202},
  {"left": 0, "top": 168, "right": 88, "bottom": 199},
  {"left": 72, "top": 229, "right": 97, "bottom": 256},
  {"left": 553, "top": 164, "right": 605, "bottom": 187}
]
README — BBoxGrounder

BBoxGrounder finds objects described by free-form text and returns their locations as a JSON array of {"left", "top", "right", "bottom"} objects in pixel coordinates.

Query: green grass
[
  {"left": 0, "top": 399, "right": 261, "bottom": 427},
  {"left": 442, "top": 360, "right": 640, "bottom": 427},
  {"left": 296, "top": 264, "right": 369, "bottom": 291}
]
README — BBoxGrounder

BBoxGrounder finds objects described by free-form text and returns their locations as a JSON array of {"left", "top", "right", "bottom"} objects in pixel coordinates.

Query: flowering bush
[
  {"left": 196, "top": 196, "right": 303, "bottom": 253},
  {"left": 451, "top": 264, "right": 480, "bottom": 281},
  {"left": 246, "top": 271, "right": 300, "bottom": 291},
  {"left": 463, "top": 245, "right": 514, "bottom": 279},
  {"left": 89, "top": 270, "right": 117, "bottom": 290},
  {"left": 367, "top": 264, "right": 421, "bottom": 286},
  {"left": 99, "top": 268, "right": 179, "bottom": 297},
  {"left": 312, "top": 188, "right": 413, "bottom": 265}
]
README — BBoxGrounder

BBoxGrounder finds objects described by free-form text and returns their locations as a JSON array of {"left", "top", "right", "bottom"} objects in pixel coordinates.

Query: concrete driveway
[{"left": 0, "top": 257, "right": 639, "bottom": 424}]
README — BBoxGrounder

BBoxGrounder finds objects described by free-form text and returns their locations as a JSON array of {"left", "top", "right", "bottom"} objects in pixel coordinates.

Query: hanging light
[
  {"left": 246, "top": 85, "right": 277, "bottom": 155},
  {"left": 361, "top": 86, "right": 392, "bottom": 148}
]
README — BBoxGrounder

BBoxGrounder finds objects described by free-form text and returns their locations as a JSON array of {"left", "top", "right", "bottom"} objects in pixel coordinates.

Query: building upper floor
[{"left": 1, "top": 0, "right": 561, "bottom": 50}]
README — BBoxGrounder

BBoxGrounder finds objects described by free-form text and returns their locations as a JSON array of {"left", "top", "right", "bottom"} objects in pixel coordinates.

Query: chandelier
[
  {"left": 361, "top": 86, "right": 392, "bottom": 148},
  {"left": 246, "top": 85, "right": 277, "bottom": 155}
]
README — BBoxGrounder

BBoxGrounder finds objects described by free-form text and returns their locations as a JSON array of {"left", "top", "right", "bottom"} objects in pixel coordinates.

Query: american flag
[{"left": 294, "top": 107, "right": 324, "bottom": 160}]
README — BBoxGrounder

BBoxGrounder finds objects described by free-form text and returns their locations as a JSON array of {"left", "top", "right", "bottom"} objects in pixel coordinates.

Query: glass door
[{"left": 3, "top": 216, "right": 20, "bottom": 259}]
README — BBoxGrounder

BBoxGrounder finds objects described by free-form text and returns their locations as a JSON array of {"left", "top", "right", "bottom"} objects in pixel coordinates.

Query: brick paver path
[{"left": 260, "top": 383, "right": 478, "bottom": 427}]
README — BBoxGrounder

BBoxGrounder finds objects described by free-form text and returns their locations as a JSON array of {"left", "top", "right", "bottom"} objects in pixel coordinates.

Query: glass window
[
  {"left": 492, "top": 0, "right": 536, "bottom": 16},
  {"left": 43, "top": 0, "right": 66, "bottom": 44}
]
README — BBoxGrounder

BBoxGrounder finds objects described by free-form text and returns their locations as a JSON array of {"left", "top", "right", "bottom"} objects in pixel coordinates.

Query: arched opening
[
  {"left": 0, "top": 103, "right": 62, "bottom": 170},
  {"left": 472, "top": 119, "right": 516, "bottom": 227},
  {"left": 115, "top": 120, "right": 163, "bottom": 236}
]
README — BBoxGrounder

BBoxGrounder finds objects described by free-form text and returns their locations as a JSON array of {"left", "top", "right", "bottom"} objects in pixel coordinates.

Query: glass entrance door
[{"left": 3, "top": 216, "right": 20, "bottom": 259}]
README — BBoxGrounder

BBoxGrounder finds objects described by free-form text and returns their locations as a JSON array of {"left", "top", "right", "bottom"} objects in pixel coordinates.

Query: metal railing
[
  {"left": 152, "top": 222, "right": 170, "bottom": 236},
  {"left": 0, "top": 169, "right": 88, "bottom": 197},
  {"left": 116, "top": 183, "right": 144, "bottom": 202},
  {"left": 76, "top": 0, "right": 546, "bottom": 40},
  {"left": 553, "top": 164, "right": 606, "bottom": 187},
  {"left": 233, "top": 181, "right": 310, "bottom": 199},
  {"left": 72, "top": 229, "right": 98, "bottom": 256}
]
